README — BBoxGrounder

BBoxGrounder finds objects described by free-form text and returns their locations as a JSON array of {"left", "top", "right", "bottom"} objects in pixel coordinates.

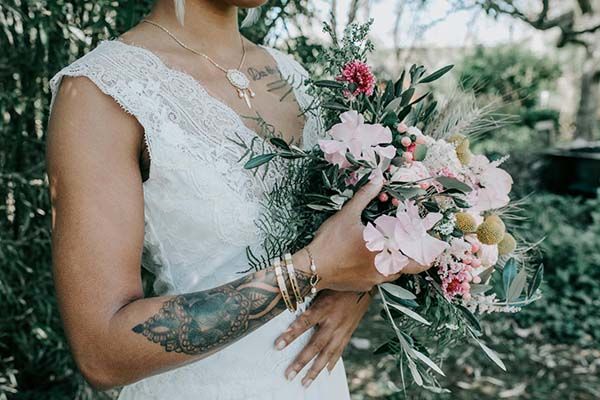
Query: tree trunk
[{"left": 574, "top": 52, "right": 600, "bottom": 140}]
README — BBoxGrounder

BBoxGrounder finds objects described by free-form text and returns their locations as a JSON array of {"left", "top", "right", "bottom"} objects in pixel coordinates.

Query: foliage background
[{"left": 1, "top": 1, "right": 599, "bottom": 399}]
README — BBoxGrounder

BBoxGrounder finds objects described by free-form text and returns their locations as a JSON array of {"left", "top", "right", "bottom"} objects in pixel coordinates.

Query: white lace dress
[{"left": 49, "top": 40, "right": 351, "bottom": 400}]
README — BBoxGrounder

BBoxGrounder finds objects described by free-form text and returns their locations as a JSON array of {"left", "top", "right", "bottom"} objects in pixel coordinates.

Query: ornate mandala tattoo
[{"left": 132, "top": 268, "right": 311, "bottom": 355}]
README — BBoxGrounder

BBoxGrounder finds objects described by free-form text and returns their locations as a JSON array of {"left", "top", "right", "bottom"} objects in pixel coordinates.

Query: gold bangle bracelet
[
  {"left": 273, "top": 258, "right": 296, "bottom": 312},
  {"left": 283, "top": 253, "right": 304, "bottom": 306}
]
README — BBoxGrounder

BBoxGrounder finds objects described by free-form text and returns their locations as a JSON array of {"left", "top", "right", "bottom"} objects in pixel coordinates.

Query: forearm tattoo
[{"left": 132, "top": 268, "right": 311, "bottom": 355}]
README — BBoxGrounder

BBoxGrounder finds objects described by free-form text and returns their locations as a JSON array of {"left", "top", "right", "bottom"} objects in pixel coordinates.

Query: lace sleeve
[{"left": 48, "top": 41, "right": 162, "bottom": 161}]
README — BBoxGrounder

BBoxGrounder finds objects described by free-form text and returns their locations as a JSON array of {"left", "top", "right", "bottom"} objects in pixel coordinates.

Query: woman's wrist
[{"left": 292, "top": 248, "right": 328, "bottom": 292}]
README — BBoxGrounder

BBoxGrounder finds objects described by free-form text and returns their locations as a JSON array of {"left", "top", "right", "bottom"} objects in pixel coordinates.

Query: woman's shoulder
[{"left": 49, "top": 40, "right": 165, "bottom": 118}]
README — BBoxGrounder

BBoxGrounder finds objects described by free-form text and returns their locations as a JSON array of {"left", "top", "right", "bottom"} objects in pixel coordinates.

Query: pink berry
[
  {"left": 378, "top": 192, "right": 389, "bottom": 202},
  {"left": 391, "top": 197, "right": 400, "bottom": 206},
  {"left": 472, "top": 275, "right": 481, "bottom": 284},
  {"left": 401, "top": 136, "right": 412, "bottom": 147},
  {"left": 471, "top": 242, "right": 480, "bottom": 253},
  {"left": 397, "top": 122, "right": 408, "bottom": 133},
  {"left": 402, "top": 152, "right": 413, "bottom": 161},
  {"left": 471, "top": 258, "right": 482, "bottom": 268}
]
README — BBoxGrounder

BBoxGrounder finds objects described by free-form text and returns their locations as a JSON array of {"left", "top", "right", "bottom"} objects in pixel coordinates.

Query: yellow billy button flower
[
  {"left": 455, "top": 212, "right": 477, "bottom": 233},
  {"left": 448, "top": 133, "right": 472, "bottom": 165},
  {"left": 476, "top": 214, "right": 506, "bottom": 245},
  {"left": 497, "top": 232, "right": 517, "bottom": 255}
]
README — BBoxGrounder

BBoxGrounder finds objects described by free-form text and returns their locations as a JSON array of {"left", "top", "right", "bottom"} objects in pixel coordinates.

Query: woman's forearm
[{"left": 91, "top": 258, "right": 312, "bottom": 389}]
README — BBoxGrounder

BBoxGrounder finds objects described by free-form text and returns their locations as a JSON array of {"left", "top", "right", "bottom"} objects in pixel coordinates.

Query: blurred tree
[
  {"left": 465, "top": 0, "right": 600, "bottom": 140},
  {"left": 459, "top": 45, "right": 561, "bottom": 110}
]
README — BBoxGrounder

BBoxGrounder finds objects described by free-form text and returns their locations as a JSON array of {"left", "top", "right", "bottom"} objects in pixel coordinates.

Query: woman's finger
[
  {"left": 274, "top": 310, "right": 318, "bottom": 350},
  {"left": 284, "top": 326, "right": 330, "bottom": 381},
  {"left": 326, "top": 346, "right": 345, "bottom": 373},
  {"left": 301, "top": 341, "right": 340, "bottom": 387}
]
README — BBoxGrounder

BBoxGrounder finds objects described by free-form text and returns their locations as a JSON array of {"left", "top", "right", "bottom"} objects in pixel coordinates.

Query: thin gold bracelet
[
  {"left": 273, "top": 257, "right": 296, "bottom": 312},
  {"left": 283, "top": 253, "right": 304, "bottom": 307},
  {"left": 304, "top": 246, "right": 319, "bottom": 294}
]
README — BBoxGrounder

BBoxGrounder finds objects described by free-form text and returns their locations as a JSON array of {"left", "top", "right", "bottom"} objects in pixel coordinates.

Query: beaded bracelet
[{"left": 304, "top": 246, "right": 319, "bottom": 294}]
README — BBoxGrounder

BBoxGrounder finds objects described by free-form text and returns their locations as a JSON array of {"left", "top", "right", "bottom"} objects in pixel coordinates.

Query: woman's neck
[{"left": 148, "top": 0, "right": 241, "bottom": 51}]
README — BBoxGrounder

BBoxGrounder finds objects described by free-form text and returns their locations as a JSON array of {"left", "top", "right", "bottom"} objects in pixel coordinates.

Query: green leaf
[
  {"left": 478, "top": 267, "right": 495, "bottom": 284},
  {"left": 419, "top": 65, "right": 454, "bottom": 83},
  {"left": 413, "top": 349, "right": 445, "bottom": 376},
  {"left": 469, "top": 284, "right": 493, "bottom": 295},
  {"left": 373, "top": 338, "right": 398, "bottom": 355},
  {"left": 436, "top": 176, "right": 473, "bottom": 193},
  {"left": 388, "top": 303, "right": 431, "bottom": 325},
  {"left": 408, "top": 359, "right": 424, "bottom": 386},
  {"left": 506, "top": 268, "right": 527, "bottom": 302},
  {"left": 269, "top": 137, "right": 290, "bottom": 150},
  {"left": 397, "top": 105, "right": 412, "bottom": 122},
  {"left": 413, "top": 144, "right": 428, "bottom": 161},
  {"left": 400, "top": 87, "right": 415, "bottom": 106},
  {"left": 408, "top": 91, "right": 431, "bottom": 106},
  {"left": 383, "top": 97, "right": 403, "bottom": 114},
  {"left": 322, "top": 102, "right": 349, "bottom": 111},
  {"left": 476, "top": 340, "right": 506, "bottom": 371},
  {"left": 528, "top": 263, "right": 544, "bottom": 296},
  {"left": 394, "top": 70, "right": 405, "bottom": 96},
  {"left": 380, "top": 283, "right": 417, "bottom": 300},
  {"left": 243, "top": 153, "right": 276, "bottom": 169},
  {"left": 457, "top": 304, "right": 482, "bottom": 334},
  {"left": 312, "top": 79, "right": 344, "bottom": 89},
  {"left": 502, "top": 258, "right": 517, "bottom": 295}
]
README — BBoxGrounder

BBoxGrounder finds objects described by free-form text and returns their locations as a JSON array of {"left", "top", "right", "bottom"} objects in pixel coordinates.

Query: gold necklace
[{"left": 142, "top": 19, "right": 256, "bottom": 108}]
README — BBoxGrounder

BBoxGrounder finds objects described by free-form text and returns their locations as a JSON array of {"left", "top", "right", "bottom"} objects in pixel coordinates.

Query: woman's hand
[
  {"left": 274, "top": 290, "right": 372, "bottom": 387},
  {"left": 294, "top": 179, "right": 429, "bottom": 292}
]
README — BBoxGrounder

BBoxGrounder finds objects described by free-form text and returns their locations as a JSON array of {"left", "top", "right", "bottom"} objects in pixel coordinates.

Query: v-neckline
[{"left": 108, "top": 39, "right": 306, "bottom": 148}]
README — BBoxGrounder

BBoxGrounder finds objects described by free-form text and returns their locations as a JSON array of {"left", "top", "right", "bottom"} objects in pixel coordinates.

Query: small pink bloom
[
  {"left": 419, "top": 182, "right": 430, "bottom": 189},
  {"left": 401, "top": 136, "right": 412, "bottom": 147},
  {"left": 471, "top": 242, "right": 480, "bottom": 253},
  {"left": 318, "top": 111, "right": 396, "bottom": 169},
  {"left": 378, "top": 192, "right": 389, "bottom": 202},
  {"left": 391, "top": 197, "right": 400, "bottom": 206},
  {"left": 363, "top": 216, "right": 409, "bottom": 276},
  {"left": 407, "top": 143, "right": 417, "bottom": 153},
  {"left": 394, "top": 201, "right": 449, "bottom": 266},
  {"left": 397, "top": 123, "right": 408, "bottom": 133},
  {"left": 472, "top": 275, "right": 481, "bottom": 284},
  {"left": 337, "top": 60, "right": 376, "bottom": 97}
]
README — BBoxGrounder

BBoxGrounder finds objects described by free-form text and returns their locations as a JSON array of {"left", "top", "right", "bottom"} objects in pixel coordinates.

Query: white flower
[{"left": 422, "top": 139, "right": 462, "bottom": 176}]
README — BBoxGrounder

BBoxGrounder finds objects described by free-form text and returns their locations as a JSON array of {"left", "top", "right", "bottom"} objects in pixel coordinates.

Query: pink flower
[
  {"left": 469, "top": 155, "right": 513, "bottom": 212},
  {"left": 337, "top": 60, "right": 376, "bottom": 98},
  {"left": 363, "top": 201, "right": 449, "bottom": 276},
  {"left": 394, "top": 201, "right": 449, "bottom": 266},
  {"left": 363, "top": 216, "right": 410, "bottom": 276},
  {"left": 318, "top": 111, "right": 396, "bottom": 169}
]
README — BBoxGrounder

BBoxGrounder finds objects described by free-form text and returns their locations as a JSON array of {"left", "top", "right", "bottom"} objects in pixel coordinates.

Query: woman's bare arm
[{"left": 47, "top": 77, "right": 313, "bottom": 390}]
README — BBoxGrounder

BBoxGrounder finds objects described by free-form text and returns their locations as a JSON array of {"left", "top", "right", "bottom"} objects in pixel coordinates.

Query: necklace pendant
[{"left": 227, "top": 69, "right": 253, "bottom": 109}]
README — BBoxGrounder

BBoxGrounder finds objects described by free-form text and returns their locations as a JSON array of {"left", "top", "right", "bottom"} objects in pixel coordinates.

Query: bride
[{"left": 46, "top": 0, "right": 427, "bottom": 398}]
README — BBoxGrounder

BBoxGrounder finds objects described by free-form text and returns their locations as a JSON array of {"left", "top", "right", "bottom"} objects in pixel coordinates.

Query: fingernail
[
  {"left": 302, "top": 378, "right": 313, "bottom": 388},
  {"left": 275, "top": 340, "right": 286, "bottom": 350},
  {"left": 287, "top": 371, "right": 297, "bottom": 381}
]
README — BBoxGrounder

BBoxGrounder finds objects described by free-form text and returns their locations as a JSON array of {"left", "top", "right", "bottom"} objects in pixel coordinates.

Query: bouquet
[{"left": 241, "top": 21, "right": 543, "bottom": 391}]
